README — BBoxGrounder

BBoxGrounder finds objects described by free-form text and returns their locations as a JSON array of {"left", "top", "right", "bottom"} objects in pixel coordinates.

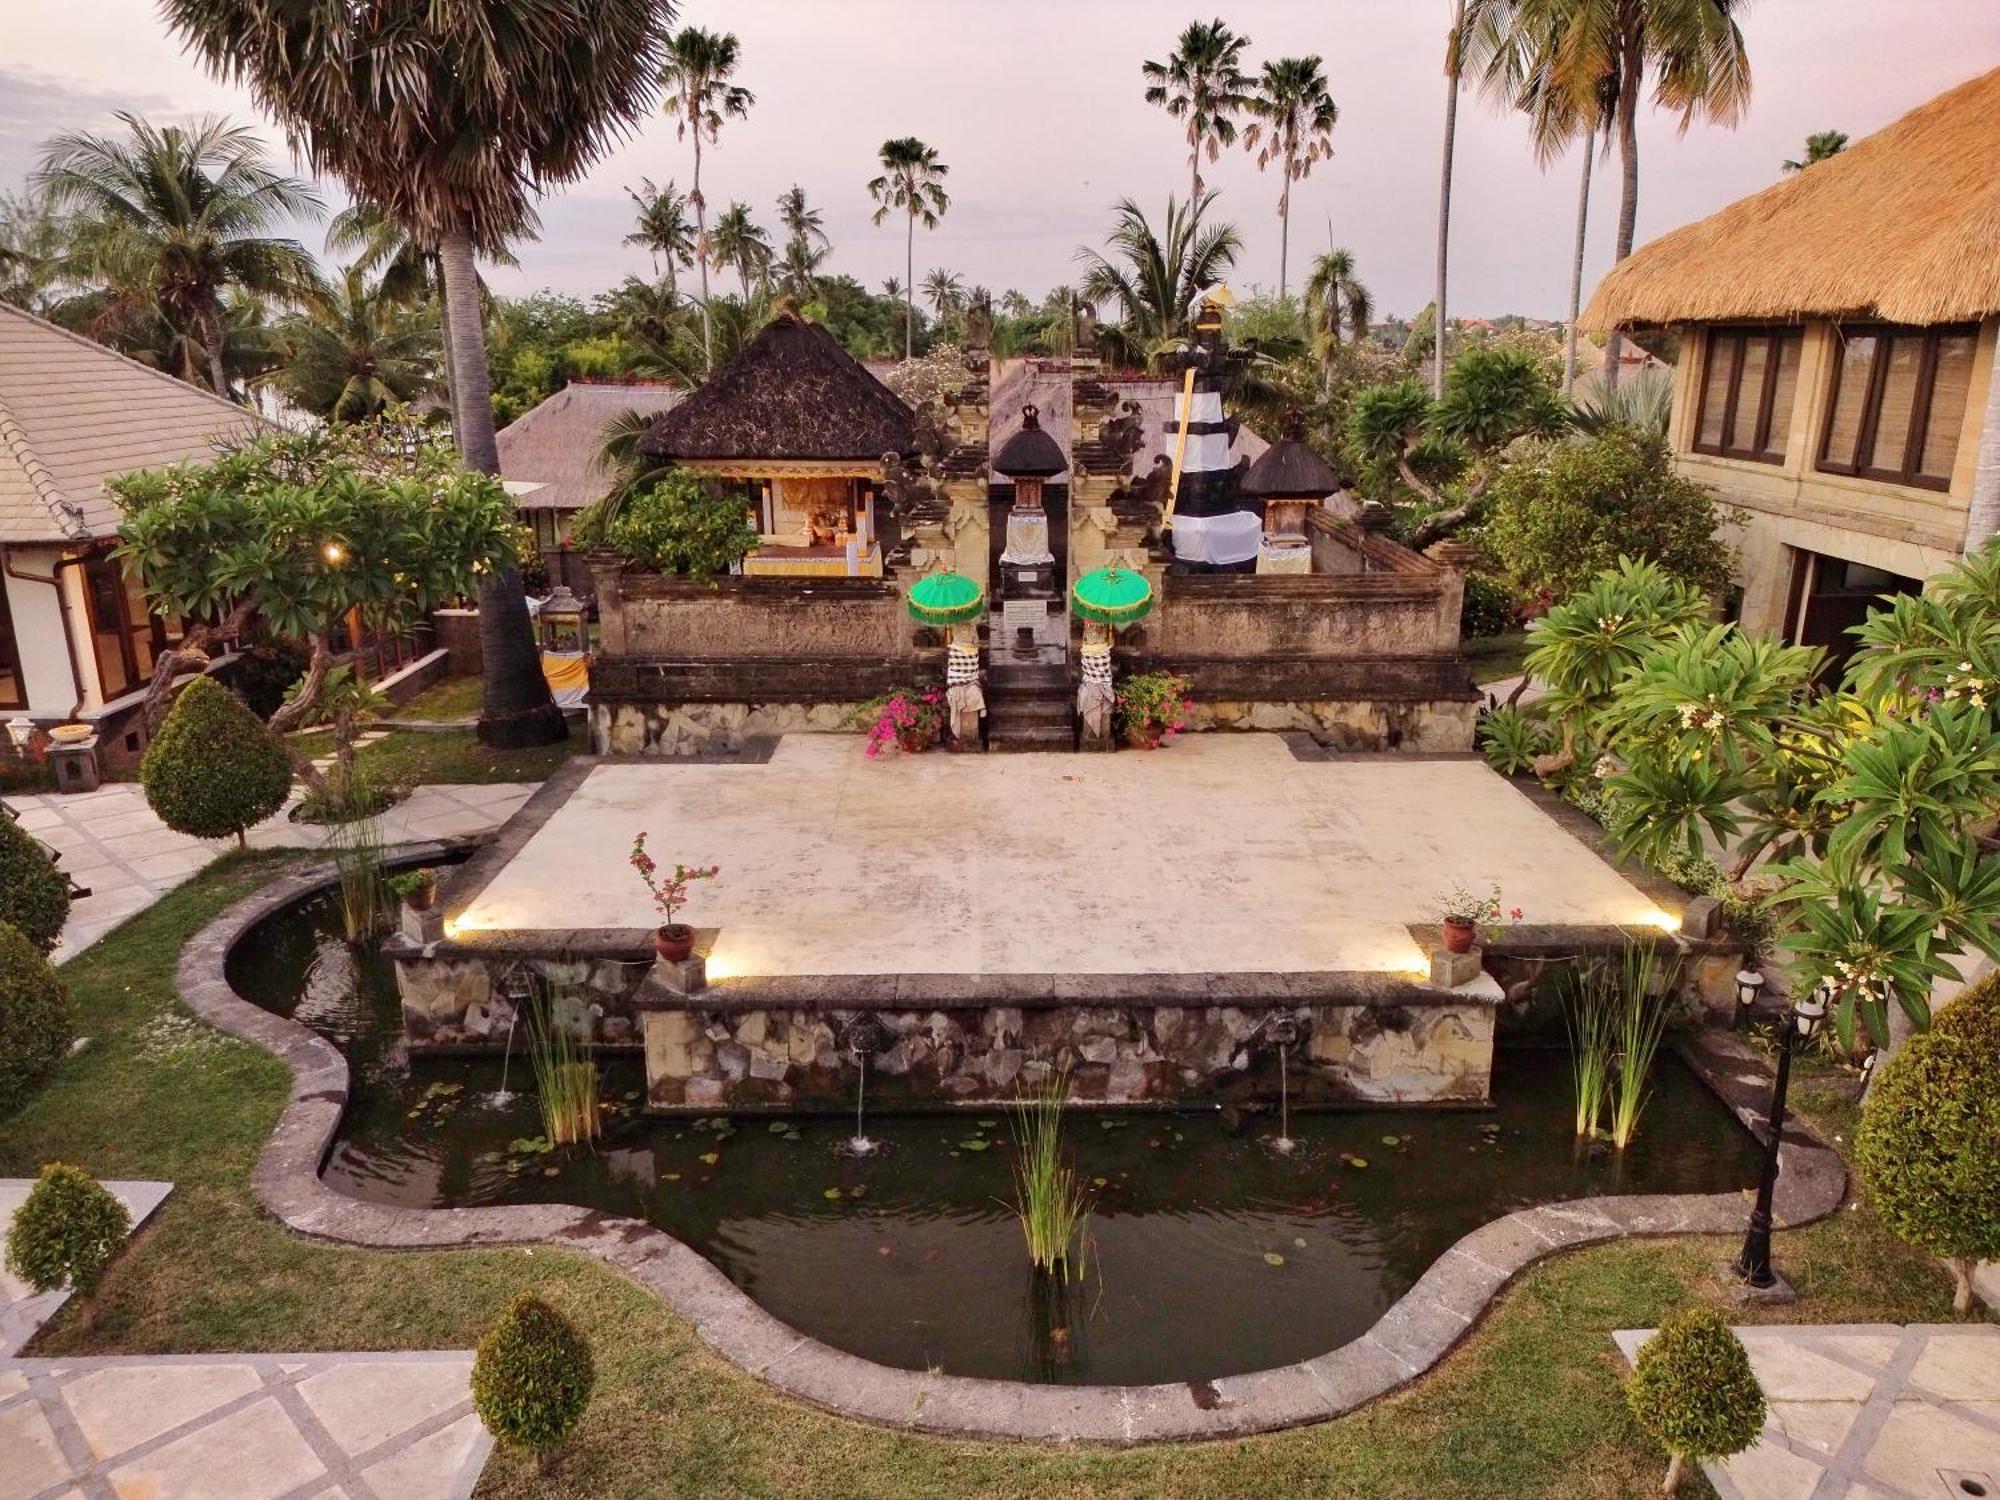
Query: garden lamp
[
  {"left": 1733, "top": 970, "right": 1765, "bottom": 1030},
  {"left": 5, "top": 717, "right": 31, "bottom": 751},
  {"left": 1735, "top": 988, "right": 1826, "bottom": 1291}
]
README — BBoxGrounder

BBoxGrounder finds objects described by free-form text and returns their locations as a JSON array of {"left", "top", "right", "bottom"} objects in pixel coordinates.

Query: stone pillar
[{"left": 1423, "top": 539, "right": 1479, "bottom": 645}]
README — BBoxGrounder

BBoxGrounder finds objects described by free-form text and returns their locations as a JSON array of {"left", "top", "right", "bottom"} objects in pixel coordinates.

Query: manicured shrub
[
  {"left": 0, "top": 921, "right": 73, "bottom": 1117},
  {"left": 604, "top": 470, "right": 757, "bottom": 577},
  {"left": 140, "top": 675, "right": 293, "bottom": 843},
  {"left": 1854, "top": 971, "right": 2000, "bottom": 1313},
  {"left": 472, "top": 1293, "right": 594, "bottom": 1469},
  {"left": 0, "top": 813, "right": 69, "bottom": 955},
  {"left": 1626, "top": 1305, "right": 1766, "bottom": 1493},
  {"left": 4, "top": 1161, "right": 129, "bottom": 1294}
]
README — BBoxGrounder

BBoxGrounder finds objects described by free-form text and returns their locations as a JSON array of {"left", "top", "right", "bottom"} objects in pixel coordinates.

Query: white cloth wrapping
[
  {"left": 1077, "top": 644, "right": 1115, "bottom": 741},
  {"left": 1170, "top": 509, "right": 1264, "bottom": 566},
  {"left": 946, "top": 644, "right": 984, "bottom": 739},
  {"left": 1257, "top": 538, "right": 1313, "bottom": 574},
  {"left": 1000, "top": 508, "right": 1054, "bottom": 566}
]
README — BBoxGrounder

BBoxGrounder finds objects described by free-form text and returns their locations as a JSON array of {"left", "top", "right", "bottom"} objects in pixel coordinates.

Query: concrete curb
[{"left": 175, "top": 861, "right": 1848, "bottom": 1445}]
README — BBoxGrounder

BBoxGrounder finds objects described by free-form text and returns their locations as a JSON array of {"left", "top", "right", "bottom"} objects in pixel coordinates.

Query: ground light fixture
[
  {"left": 1734, "top": 969, "right": 1766, "bottom": 1030},
  {"left": 1735, "top": 986, "right": 1829, "bottom": 1290},
  {"left": 5, "top": 717, "right": 31, "bottom": 751}
]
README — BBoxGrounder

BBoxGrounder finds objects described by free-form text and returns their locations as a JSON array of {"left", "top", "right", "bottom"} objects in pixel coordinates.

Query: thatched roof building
[
  {"left": 639, "top": 314, "right": 915, "bottom": 463},
  {"left": 497, "top": 380, "right": 683, "bottom": 512},
  {"left": 1583, "top": 66, "right": 2000, "bottom": 330}
]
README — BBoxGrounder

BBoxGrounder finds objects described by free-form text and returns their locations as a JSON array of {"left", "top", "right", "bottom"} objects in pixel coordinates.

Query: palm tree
[
  {"left": 1459, "top": 0, "right": 1618, "bottom": 395},
  {"left": 999, "top": 289, "right": 1033, "bottom": 319},
  {"left": 34, "top": 113, "right": 321, "bottom": 399},
  {"left": 1075, "top": 194, "right": 1241, "bottom": 360},
  {"left": 775, "top": 185, "right": 829, "bottom": 256},
  {"left": 1436, "top": 0, "right": 1469, "bottom": 398},
  {"left": 922, "top": 268, "right": 966, "bottom": 322},
  {"left": 1303, "top": 245, "right": 1372, "bottom": 395},
  {"left": 1243, "top": 56, "right": 1339, "bottom": 301},
  {"left": 881, "top": 276, "right": 905, "bottom": 301},
  {"left": 709, "top": 201, "right": 772, "bottom": 298},
  {"left": 774, "top": 238, "right": 827, "bottom": 302},
  {"left": 0, "top": 189, "right": 72, "bottom": 315},
  {"left": 1523, "top": 0, "right": 1754, "bottom": 385},
  {"left": 270, "top": 264, "right": 436, "bottom": 421},
  {"left": 1143, "top": 20, "right": 1254, "bottom": 239},
  {"left": 624, "top": 177, "right": 696, "bottom": 291},
  {"left": 166, "top": 0, "right": 669, "bottom": 750},
  {"left": 659, "top": 27, "right": 755, "bottom": 374},
  {"left": 1783, "top": 129, "right": 1848, "bottom": 172},
  {"left": 867, "top": 138, "right": 950, "bottom": 359}
]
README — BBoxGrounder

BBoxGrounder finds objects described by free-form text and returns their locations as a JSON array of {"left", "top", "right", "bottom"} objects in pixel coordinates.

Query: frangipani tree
[{"left": 1513, "top": 542, "right": 2000, "bottom": 1048}]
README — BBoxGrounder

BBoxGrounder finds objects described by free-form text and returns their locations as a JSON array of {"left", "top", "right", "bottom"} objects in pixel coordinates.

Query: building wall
[
  {"left": 1, "top": 545, "right": 84, "bottom": 716},
  {"left": 1671, "top": 316, "right": 1998, "bottom": 634}
]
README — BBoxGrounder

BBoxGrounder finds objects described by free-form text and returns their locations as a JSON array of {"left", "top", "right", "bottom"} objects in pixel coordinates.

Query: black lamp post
[{"left": 1735, "top": 985, "right": 1828, "bottom": 1289}]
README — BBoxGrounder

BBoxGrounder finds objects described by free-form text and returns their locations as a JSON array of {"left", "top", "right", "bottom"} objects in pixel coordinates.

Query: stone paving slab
[
  {"left": 1, "top": 783, "right": 534, "bottom": 960},
  {"left": 0, "top": 1181, "right": 171, "bottom": 1358},
  {"left": 1614, "top": 1323, "right": 2000, "bottom": 1499},
  {"left": 0, "top": 1352, "right": 490, "bottom": 1500}
]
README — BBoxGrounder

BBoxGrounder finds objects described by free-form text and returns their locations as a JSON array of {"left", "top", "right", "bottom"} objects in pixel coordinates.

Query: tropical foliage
[
  {"left": 602, "top": 470, "right": 758, "bottom": 577},
  {"left": 1142, "top": 19, "right": 1253, "bottom": 228},
  {"left": 867, "top": 137, "right": 950, "bottom": 360},
  {"left": 1076, "top": 195, "right": 1241, "bottom": 361},
  {"left": 268, "top": 264, "right": 436, "bottom": 421}
]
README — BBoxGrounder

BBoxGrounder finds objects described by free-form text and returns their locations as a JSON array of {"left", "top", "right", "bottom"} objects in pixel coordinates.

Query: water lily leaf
[
  {"left": 1092, "top": 1176, "right": 1109, "bottom": 1187},
  {"left": 1263, "top": 1252, "right": 1286, "bottom": 1267},
  {"left": 824, "top": 1187, "right": 843, "bottom": 1200},
  {"left": 1294, "top": 1236, "right": 1308, "bottom": 1248},
  {"left": 664, "top": 1172, "right": 680, "bottom": 1181},
  {"left": 769, "top": 1120, "right": 792, "bottom": 1134},
  {"left": 958, "top": 1139, "right": 991, "bottom": 1152},
  {"left": 542, "top": 1166, "right": 560, "bottom": 1177},
  {"left": 1382, "top": 1135, "right": 1401, "bottom": 1147},
  {"left": 978, "top": 1119, "right": 999, "bottom": 1129},
  {"left": 699, "top": 1151, "right": 720, "bottom": 1165},
  {"left": 850, "top": 1185, "right": 867, "bottom": 1199}
]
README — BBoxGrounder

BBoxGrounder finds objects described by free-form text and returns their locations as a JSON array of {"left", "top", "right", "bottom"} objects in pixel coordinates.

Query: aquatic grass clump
[
  {"left": 525, "top": 987, "right": 600, "bottom": 1149},
  {"left": 1008, "top": 1071, "right": 1091, "bottom": 1280},
  {"left": 1564, "top": 943, "right": 1677, "bottom": 1148},
  {"left": 325, "top": 785, "right": 393, "bottom": 940},
  {"left": 1564, "top": 977, "right": 1616, "bottom": 1141}
]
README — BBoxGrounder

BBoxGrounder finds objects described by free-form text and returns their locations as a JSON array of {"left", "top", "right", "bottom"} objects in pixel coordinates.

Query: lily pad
[
  {"left": 699, "top": 1151, "right": 720, "bottom": 1165},
  {"left": 977, "top": 1119, "right": 999, "bottom": 1129},
  {"left": 824, "top": 1186, "right": 843, "bottom": 1200},
  {"left": 1382, "top": 1135, "right": 1401, "bottom": 1147},
  {"left": 1263, "top": 1252, "right": 1286, "bottom": 1267},
  {"left": 769, "top": 1120, "right": 792, "bottom": 1134},
  {"left": 664, "top": 1172, "right": 680, "bottom": 1181},
  {"left": 1092, "top": 1176, "right": 1109, "bottom": 1187},
  {"left": 958, "top": 1139, "right": 991, "bottom": 1152},
  {"left": 1293, "top": 1236, "right": 1308, "bottom": 1248}
]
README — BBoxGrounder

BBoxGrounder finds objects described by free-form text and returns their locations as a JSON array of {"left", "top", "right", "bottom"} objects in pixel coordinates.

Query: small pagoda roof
[
  {"left": 638, "top": 314, "right": 916, "bottom": 463},
  {"left": 991, "top": 402, "right": 1066, "bottom": 478},
  {"left": 1240, "top": 429, "right": 1340, "bottom": 499}
]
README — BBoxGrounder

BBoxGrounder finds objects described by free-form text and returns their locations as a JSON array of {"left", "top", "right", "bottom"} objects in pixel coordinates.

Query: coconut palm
[
  {"left": 709, "top": 201, "right": 772, "bottom": 298},
  {"left": 34, "top": 113, "right": 321, "bottom": 399},
  {"left": 775, "top": 185, "right": 829, "bottom": 256},
  {"left": 1243, "top": 56, "right": 1339, "bottom": 300},
  {"left": 624, "top": 177, "right": 696, "bottom": 292},
  {"left": 1515, "top": 0, "right": 1754, "bottom": 385},
  {"left": 1303, "top": 245, "right": 1373, "bottom": 395},
  {"left": 1075, "top": 194, "right": 1241, "bottom": 360},
  {"left": 867, "top": 137, "right": 950, "bottom": 359},
  {"left": 1783, "top": 129, "right": 1848, "bottom": 172},
  {"left": 269, "top": 264, "right": 436, "bottom": 422},
  {"left": 0, "top": 189, "right": 72, "bottom": 316},
  {"left": 165, "top": 0, "right": 669, "bottom": 750},
  {"left": 1143, "top": 20, "right": 1254, "bottom": 239},
  {"left": 922, "top": 268, "right": 966, "bottom": 322},
  {"left": 659, "top": 26, "right": 755, "bottom": 373},
  {"left": 774, "top": 238, "right": 827, "bottom": 302}
]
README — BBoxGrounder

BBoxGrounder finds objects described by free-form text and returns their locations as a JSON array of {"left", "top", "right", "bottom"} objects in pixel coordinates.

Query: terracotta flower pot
[
  {"left": 404, "top": 881, "right": 438, "bottom": 913},
  {"left": 897, "top": 727, "right": 931, "bottom": 754},
  {"left": 655, "top": 924, "right": 695, "bottom": 962},
  {"left": 1442, "top": 918, "right": 1478, "bottom": 954},
  {"left": 1124, "top": 726, "right": 1162, "bottom": 750}
]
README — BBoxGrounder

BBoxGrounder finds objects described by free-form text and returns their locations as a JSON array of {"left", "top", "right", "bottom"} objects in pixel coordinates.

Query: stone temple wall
[{"left": 639, "top": 1000, "right": 1496, "bottom": 1111}]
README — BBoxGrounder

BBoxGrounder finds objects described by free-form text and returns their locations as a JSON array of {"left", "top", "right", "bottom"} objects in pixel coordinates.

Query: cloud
[{"left": 0, "top": 67, "right": 178, "bottom": 193}]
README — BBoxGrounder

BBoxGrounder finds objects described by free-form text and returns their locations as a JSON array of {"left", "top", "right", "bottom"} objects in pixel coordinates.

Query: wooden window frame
[
  {"left": 79, "top": 549, "right": 166, "bottom": 702},
  {"left": 1692, "top": 324, "right": 1801, "bottom": 464},
  {"left": 1816, "top": 321, "right": 1979, "bottom": 492},
  {"left": 0, "top": 576, "right": 27, "bottom": 710}
]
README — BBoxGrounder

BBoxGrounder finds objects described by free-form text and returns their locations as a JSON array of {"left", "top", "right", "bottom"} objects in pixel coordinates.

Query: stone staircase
[{"left": 985, "top": 660, "right": 1073, "bottom": 752}]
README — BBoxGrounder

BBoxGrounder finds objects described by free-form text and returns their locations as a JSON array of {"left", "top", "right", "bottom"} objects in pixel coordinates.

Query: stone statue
[{"left": 1071, "top": 293, "right": 1099, "bottom": 355}]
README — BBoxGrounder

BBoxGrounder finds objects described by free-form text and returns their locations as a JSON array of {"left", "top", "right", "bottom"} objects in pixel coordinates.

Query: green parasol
[
  {"left": 1070, "top": 564, "right": 1154, "bottom": 626},
  {"left": 906, "top": 570, "right": 986, "bottom": 627}
]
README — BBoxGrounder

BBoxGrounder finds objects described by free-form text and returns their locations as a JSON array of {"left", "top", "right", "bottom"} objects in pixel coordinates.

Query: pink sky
[{"left": 5, "top": 0, "right": 1996, "bottom": 317}]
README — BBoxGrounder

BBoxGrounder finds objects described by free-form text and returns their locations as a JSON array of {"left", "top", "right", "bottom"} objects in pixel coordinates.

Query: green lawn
[
  {"left": 1465, "top": 630, "right": 1533, "bottom": 687},
  {"left": 0, "top": 858, "right": 1979, "bottom": 1499},
  {"left": 291, "top": 726, "right": 580, "bottom": 788},
  {"left": 387, "top": 675, "right": 487, "bottom": 722}
]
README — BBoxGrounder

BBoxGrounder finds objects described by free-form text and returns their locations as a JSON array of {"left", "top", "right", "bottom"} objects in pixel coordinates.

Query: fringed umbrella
[
  {"left": 1070, "top": 564, "right": 1153, "bottom": 626},
  {"left": 905, "top": 570, "right": 986, "bottom": 627}
]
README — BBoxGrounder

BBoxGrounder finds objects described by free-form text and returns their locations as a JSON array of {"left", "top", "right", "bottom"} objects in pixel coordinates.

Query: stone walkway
[
  {"left": 1, "top": 1181, "right": 171, "bottom": 1359},
  {"left": 1614, "top": 1323, "right": 2000, "bottom": 1499},
  {"left": 1, "top": 1352, "right": 491, "bottom": 1500},
  {"left": 2, "top": 782, "right": 534, "bottom": 959}
]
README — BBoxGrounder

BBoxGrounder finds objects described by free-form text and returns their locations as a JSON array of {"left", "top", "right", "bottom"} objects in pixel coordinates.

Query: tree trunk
[
  {"left": 1951, "top": 1256, "right": 1977, "bottom": 1314},
  {"left": 1564, "top": 131, "right": 1595, "bottom": 397},
  {"left": 437, "top": 230, "right": 567, "bottom": 750},
  {"left": 1189, "top": 148, "right": 1202, "bottom": 236},
  {"left": 1662, "top": 1453, "right": 1684, "bottom": 1493},
  {"left": 1278, "top": 166, "right": 1292, "bottom": 302},
  {"left": 199, "top": 299, "right": 232, "bottom": 401},
  {"left": 693, "top": 129, "right": 713, "bottom": 375},
  {"left": 1605, "top": 20, "right": 1645, "bottom": 390},
  {"left": 433, "top": 254, "right": 461, "bottom": 430},
  {"left": 904, "top": 208, "right": 915, "bottom": 361},
  {"left": 266, "top": 629, "right": 333, "bottom": 735},
  {"left": 139, "top": 596, "right": 258, "bottom": 732},
  {"left": 1962, "top": 327, "right": 2000, "bottom": 547},
  {"left": 1434, "top": 0, "right": 1466, "bottom": 399}
]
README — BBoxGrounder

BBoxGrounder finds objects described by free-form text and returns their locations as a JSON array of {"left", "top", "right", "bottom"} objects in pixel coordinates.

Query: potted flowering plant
[
  {"left": 630, "top": 831, "right": 719, "bottom": 961},
  {"left": 861, "top": 688, "right": 945, "bottom": 758},
  {"left": 1113, "top": 671, "right": 1192, "bottom": 749},
  {"left": 1434, "top": 881, "right": 1521, "bottom": 953},
  {"left": 388, "top": 867, "right": 439, "bottom": 912}
]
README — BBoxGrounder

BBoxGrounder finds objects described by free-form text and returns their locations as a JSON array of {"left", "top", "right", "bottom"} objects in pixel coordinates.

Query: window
[
  {"left": 1817, "top": 323, "right": 1978, "bottom": 490},
  {"left": 1782, "top": 549, "right": 1923, "bottom": 682},
  {"left": 81, "top": 551, "right": 169, "bottom": 702},
  {"left": 0, "top": 578, "right": 27, "bottom": 709},
  {"left": 1694, "top": 325, "right": 1802, "bottom": 463}
]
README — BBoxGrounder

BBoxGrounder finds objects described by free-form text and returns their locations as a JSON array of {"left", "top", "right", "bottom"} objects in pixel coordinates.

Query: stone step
[
  {"left": 986, "top": 698, "right": 1072, "bottom": 726},
  {"left": 988, "top": 722, "right": 1075, "bottom": 752}
]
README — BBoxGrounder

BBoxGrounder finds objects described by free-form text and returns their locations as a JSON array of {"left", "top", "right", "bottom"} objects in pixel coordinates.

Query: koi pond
[{"left": 230, "top": 891, "right": 1765, "bottom": 1386}]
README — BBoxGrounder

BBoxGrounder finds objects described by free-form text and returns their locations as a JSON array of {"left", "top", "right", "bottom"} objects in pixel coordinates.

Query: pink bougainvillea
[{"left": 629, "top": 831, "right": 718, "bottom": 928}]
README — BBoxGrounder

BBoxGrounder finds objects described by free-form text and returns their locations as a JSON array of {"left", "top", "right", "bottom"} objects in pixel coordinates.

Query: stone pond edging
[{"left": 175, "top": 853, "right": 1847, "bottom": 1446}]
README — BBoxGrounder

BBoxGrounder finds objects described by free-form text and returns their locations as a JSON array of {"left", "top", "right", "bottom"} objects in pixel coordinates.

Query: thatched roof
[
  {"left": 1241, "top": 431, "right": 1341, "bottom": 499},
  {"left": 498, "top": 380, "right": 683, "bottom": 511},
  {"left": 638, "top": 314, "right": 915, "bottom": 462},
  {"left": 1583, "top": 67, "right": 2000, "bottom": 331},
  {"left": 991, "top": 403, "right": 1066, "bottom": 478}
]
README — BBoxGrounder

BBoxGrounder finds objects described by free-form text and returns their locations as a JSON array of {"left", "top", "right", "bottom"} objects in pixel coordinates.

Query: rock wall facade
[{"left": 592, "top": 701, "right": 865, "bottom": 756}]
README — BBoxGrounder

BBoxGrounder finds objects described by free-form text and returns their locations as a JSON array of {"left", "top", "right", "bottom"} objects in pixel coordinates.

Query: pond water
[{"left": 229, "top": 892, "right": 1765, "bottom": 1386}]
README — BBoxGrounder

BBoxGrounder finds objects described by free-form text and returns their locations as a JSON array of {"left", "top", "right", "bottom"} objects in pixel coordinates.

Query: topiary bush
[
  {"left": 1854, "top": 971, "right": 2000, "bottom": 1313},
  {"left": 0, "top": 921, "right": 73, "bottom": 1117},
  {"left": 1626, "top": 1305, "right": 1766, "bottom": 1492},
  {"left": 140, "top": 675, "right": 294, "bottom": 844},
  {"left": 472, "top": 1292, "right": 594, "bottom": 1470},
  {"left": 604, "top": 470, "right": 757, "bottom": 578},
  {"left": 0, "top": 813, "right": 69, "bottom": 955},
  {"left": 4, "top": 1161, "right": 129, "bottom": 1295}
]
